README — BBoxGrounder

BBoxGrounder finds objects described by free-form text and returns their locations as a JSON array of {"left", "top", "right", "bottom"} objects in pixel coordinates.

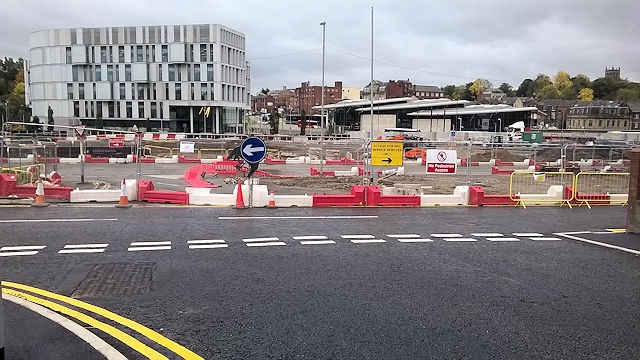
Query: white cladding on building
[{"left": 24, "top": 24, "right": 251, "bottom": 133}]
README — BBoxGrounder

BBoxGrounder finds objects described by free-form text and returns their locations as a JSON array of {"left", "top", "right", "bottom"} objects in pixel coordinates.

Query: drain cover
[{"left": 72, "top": 262, "right": 155, "bottom": 298}]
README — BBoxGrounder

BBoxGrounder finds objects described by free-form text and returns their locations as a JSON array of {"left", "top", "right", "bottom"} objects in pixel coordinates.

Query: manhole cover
[{"left": 72, "top": 262, "right": 155, "bottom": 298}]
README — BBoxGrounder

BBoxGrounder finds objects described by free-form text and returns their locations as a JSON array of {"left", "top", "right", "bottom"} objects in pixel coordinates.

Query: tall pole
[
  {"left": 370, "top": 7, "right": 374, "bottom": 144},
  {"left": 320, "top": 21, "right": 326, "bottom": 175}
]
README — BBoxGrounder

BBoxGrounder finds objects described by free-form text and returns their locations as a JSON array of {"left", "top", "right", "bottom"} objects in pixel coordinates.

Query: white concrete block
[
  {"left": 59, "top": 157, "right": 81, "bottom": 164},
  {"left": 420, "top": 186, "right": 469, "bottom": 206}
]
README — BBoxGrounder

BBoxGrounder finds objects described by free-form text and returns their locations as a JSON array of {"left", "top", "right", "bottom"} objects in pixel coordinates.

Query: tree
[
  {"left": 269, "top": 110, "right": 280, "bottom": 134},
  {"left": 616, "top": 88, "right": 640, "bottom": 102},
  {"left": 260, "top": 88, "right": 270, "bottom": 95},
  {"left": 516, "top": 79, "right": 535, "bottom": 97},
  {"left": 442, "top": 85, "right": 456, "bottom": 98},
  {"left": 300, "top": 109, "right": 307, "bottom": 136},
  {"left": 537, "top": 84, "right": 561, "bottom": 99},
  {"left": 452, "top": 84, "right": 473, "bottom": 101},
  {"left": 47, "top": 105, "right": 54, "bottom": 131},
  {"left": 469, "top": 78, "right": 492, "bottom": 100},
  {"left": 553, "top": 71, "right": 573, "bottom": 93},
  {"left": 533, "top": 74, "right": 552, "bottom": 95},
  {"left": 578, "top": 88, "right": 594, "bottom": 102},
  {"left": 498, "top": 83, "right": 515, "bottom": 97}
]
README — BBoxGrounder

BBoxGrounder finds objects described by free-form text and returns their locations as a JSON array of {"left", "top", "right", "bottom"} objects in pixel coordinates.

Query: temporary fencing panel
[
  {"left": 574, "top": 172, "right": 629, "bottom": 208},
  {"left": 509, "top": 171, "right": 575, "bottom": 208}
]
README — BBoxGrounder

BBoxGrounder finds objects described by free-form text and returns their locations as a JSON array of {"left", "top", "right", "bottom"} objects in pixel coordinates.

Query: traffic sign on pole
[
  {"left": 240, "top": 137, "right": 267, "bottom": 163},
  {"left": 73, "top": 124, "right": 86, "bottom": 138}
]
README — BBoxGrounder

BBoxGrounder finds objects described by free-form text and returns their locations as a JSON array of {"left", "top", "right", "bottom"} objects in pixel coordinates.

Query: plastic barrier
[
  {"left": 310, "top": 166, "right": 336, "bottom": 176},
  {"left": 265, "top": 156, "right": 286, "bottom": 165},
  {"left": 366, "top": 186, "right": 420, "bottom": 207},
  {"left": 178, "top": 154, "right": 202, "bottom": 163},
  {"left": 70, "top": 179, "right": 137, "bottom": 203},
  {"left": 419, "top": 186, "right": 470, "bottom": 206},
  {"left": 138, "top": 179, "right": 189, "bottom": 204},
  {"left": 491, "top": 166, "right": 515, "bottom": 175},
  {"left": 468, "top": 185, "right": 518, "bottom": 206},
  {"left": 84, "top": 154, "right": 109, "bottom": 163},
  {"left": 312, "top": 185, "right": 365, "bottom": 207}
]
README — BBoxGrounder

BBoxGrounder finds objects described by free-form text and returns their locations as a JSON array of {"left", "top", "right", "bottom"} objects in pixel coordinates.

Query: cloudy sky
[{"left": 2, "top": 0, "right": 639, "bottom": 93}]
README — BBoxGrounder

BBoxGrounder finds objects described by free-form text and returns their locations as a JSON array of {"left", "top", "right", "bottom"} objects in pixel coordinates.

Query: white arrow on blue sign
[{"left": 240, "top": 137, "right": 267, "bottom": 163}]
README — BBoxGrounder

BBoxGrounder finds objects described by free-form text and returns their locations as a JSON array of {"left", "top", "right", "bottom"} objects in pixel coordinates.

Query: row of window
[
  {"left": 568, "top": 119, "right": 629, "bottom": 128},
  {"left": 71, "top": 25, "right": 236, "bottom": 47},
  {"left": 66, "top": 82, "right": 247, "bottom": 103},
  {"left": 66, "top": 43, "right": 217, "bottom": 64},
  {"left": 71, "top": 63, "right": 216, "bottom": 82},
  {"left": 73, "top": 100, "right": 164, "bottom": 120},
  {"left": 416, "top": 92, "right": 444, "bottom": 98},
  {"left": 569, "top": 107, "right": 630, "bottom": 116}
]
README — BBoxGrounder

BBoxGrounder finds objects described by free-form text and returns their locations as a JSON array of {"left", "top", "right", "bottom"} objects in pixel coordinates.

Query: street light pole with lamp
[
  {"left": 457, "top": 117, "right": 462, "bottom": 131},
  {"left": 320, "top": 21, "right": 326, "bottom": 175}
]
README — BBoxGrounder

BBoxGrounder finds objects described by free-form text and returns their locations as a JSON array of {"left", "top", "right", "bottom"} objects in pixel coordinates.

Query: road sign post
[{"left": 240, "top": 137, "right": 267, "bottom": 207}]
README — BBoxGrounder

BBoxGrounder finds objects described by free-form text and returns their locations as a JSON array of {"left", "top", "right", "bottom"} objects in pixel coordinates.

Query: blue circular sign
[{"left": 240, "top": 137, "right": 267, "bottom": 163}]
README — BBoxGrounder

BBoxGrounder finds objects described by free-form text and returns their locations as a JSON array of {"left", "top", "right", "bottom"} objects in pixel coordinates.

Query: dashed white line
[
  {"left": 300, "top": 240, "right": 336, "bottom": 245},
  {"left": 431, "top": 234, "right": 463, "bottom": 238},
  {"left": 350, "top": 239, "right": 386, "bottom": 244},
  {"left": 341, "top": 235, "right": 375, "bottom": 239},
  {"left": 486, "top": 237, "right": 520, "bottom": 242},
  {"left": 187, "top": 240, "right": 228, "bottom": 249},
  {"left": 397, "top": 238, "right": 433, "bottom": 243},
  {"left": 444, "top": 238, "right": 478, "bottom": 242},
  {"left": 513, "top": 232, "right": 543, "bottom": 237},
  {"left": 387, "top": 234, "right": 421, "bottom": 238},
  {"left": 472, "top": 233, "right": 504, "bottom": 237},
  {"left": 0, "top": 219, "right": 118, "bottom": 223},
  {"left": 246, "top": 242, "right": 287, "bottom": 247},
  {"left": 0, "top": 245, "right": 46, "bottom": 257},
  {"left": 243, "top": 237, "right": 280, "bottom": 243},
  {"left": 128, "top": 241, "right": 172, "bottom": 252},
  {"left": 0, "top": 251, "right": 40, "bottom": 257},
  {"left": 293, "top": 236, "right": 328, "bottom": 240},
  {"left": 59, "top": 244, "right": 108, "bottom": 254},
  {"left": 530, "top": 237, "right": 561, "bottom": 241}
]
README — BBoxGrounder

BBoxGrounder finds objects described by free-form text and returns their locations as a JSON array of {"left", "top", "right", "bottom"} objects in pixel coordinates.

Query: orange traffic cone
[
  {"left": 116, "top": 179, "right": 132, "bottom": 208},
  {"left": 32, "top": 177, "right": 49, "bottom": 207},
  {"left": 267, "top": 189, "right": 276, "bottom": 208},
  {"left": 234, "top": 180, "right": 246, "bottom": 208}
]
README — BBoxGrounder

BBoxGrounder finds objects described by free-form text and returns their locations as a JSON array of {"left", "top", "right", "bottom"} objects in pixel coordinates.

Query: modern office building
[{"left": 24, "top": 24, "right": 250, "bottom": 133}]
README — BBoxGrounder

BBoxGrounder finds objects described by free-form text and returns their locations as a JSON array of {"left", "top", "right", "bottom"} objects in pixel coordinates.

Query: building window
[
  {"left": 126, "top": 102, "right": 132, "bottom": 118},
  {"left": 125, "top": 65, "right": 131, "bottom": 81},
  {"left": 168, "top": 64, "right": 175, "bottom": 81},
  {"left": 201, "top": 83, "right": 207, "bottom": 100},
  {"left": 118, "top": 46, "right": 125, "bottom": 63},
  {"left": 108, "top": 102, "right": 114, "bottom": 118},
  {"left": 151, "top": 102, "right": 157, "bottom": 118},
  {"left": 67, "top": 83, "right": 73, "bottom": 99},
  {"left": 138, "top": 102, "right": 144, "bottom": 118},
  {"left": 136, "top": 45, "right": 143, "bottom": 62},
  {"left": 138, "top": 84, "right": 145, "bottom": 100},
  {"left": 200, "top": 44, "right": 207, "bottom": 62},
  {"left": 79, "top": 84, "right": 85, "bottom": 99},
  {"left": 66, "top": 47, "right": 72, "bottom": 64},
  {"left": 210, "top": 83, "right": 214, "bottom": 100},
  {"left": 151, "top": 45, "right": 156, "bottom": 62},
  {"left": 194, "top": 64, "right": 200, "bottom": 81},
  {"left": 190, "top": 83, "right": 194, "bottom": 100},
  {"left": 100, "top": 46, "right": 107, "bottom": 63},
  {"left": 72, "top": 66, "right": 79, "bottom": 81},
  {"left": 207, "top": 64, "right": 214, "bottom": 81},
  {"left": 152, "top": 83, "right": 157, "bottom": 100},
  {"left": 107, "top": 65, "right": 114, "bottom": 81},
  {"left": 162, "top": 45, "right": 168, "bottom": 62},
  {"left": 175, "top": 83, "right": 182, "bottom": 100},
  {"left": 119, "top": 83, "right": 125, "bottom": 99},
  {"left": 73, "top": 101, "right": 80, "bottom": 117}
]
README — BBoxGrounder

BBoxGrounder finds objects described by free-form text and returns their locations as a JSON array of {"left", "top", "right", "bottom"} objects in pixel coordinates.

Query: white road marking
[
  {"left": 293, "top": 235, "right": 328, "bottom": 240},
  {"left": 246, "top": 242, "right": 287, "bottom": 247},
  {"left": 444, "top": 238, "right": 477, "bottom": 242},
  {"left": 243, "top": 237, "right": 280, "bottom": 243},
  {"left": 431, "top": 234, "right": 462, "bottom": 238},
  {"left": 387, "top": 234, "right": 420, "bottom": 238},
  {"left": 530, "top": 237, "right": 561, "bottom": 241},
  {"left": 189, "top": 244, "right": 229, "bottom": 249},
  {"left": 128, "top": 241, "right": 172, "bottom": 252},
  {"left": 351, "top": 239, "right": 386, "bottom": 244},
  {"left": 397, "top": 238, "right": 433, "bottom": 243},
  {"left": 341, "top": 235, "right": 375, "bottom": 239},
  {"left": 128, "top": 246, "right": 172, "bottom": 251},
  {"left": 0, "top": 218, "right": 118, "bottom": 223},
  {"left": 472, "top": 233, "right": 504, "bottom": 237},
  {"left": 187, "top": 239, "right": 226, "bottom": 244},
  {"left": 0, "top": 251, "right": 39, "bottom": 256},
  {"left": 487, "top": 237, "right": 520, "bottom": 242},
  {"left": 300, "top": 240, "right": 336, "bottom": 245},
  {"left": 1, "top": 245, "right": 46, "bottom": 251},
  {"left": 219, "top": 215, "right": 378, "bottom": 220},
  {"left": 59, "top": 244, "right": 108, "bottom": 254},
  {"left": 513, "top": 232, "right": 543, "bottom": 237},
  {"left": 556, "top": 232, "right": 640, "bottom": 255}
]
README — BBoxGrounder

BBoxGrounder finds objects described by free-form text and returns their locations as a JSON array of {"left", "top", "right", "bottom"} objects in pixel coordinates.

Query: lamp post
[
  {"left": 498, "top": 118, "right": 502, "bottom": 134},
  {"left": 320, "top": 21, "right": 326, "bottom": 175},
  {"left": 457, "top": 117, "right": 462, "bottom": 131}
]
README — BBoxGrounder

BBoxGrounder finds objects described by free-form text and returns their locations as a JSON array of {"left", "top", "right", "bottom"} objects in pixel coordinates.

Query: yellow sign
[{"left": 371, "top": 141, "right": 403, "bottom": 166}]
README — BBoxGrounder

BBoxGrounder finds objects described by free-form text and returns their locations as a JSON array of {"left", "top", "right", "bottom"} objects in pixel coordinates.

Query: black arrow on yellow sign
[{"left": 382, "top": 158, "right": 392, "bottom": 164}]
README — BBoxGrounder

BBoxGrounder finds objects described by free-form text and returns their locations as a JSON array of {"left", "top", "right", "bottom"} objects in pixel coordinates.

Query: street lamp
[
  {"left": 320, "top": 21, "right": 326, "bottom": 174},
  {"left": 457, "top": 117, "right": 462, "bottom": 131},
  {"left": 498, "top": 118, "right": 502, "bottom": 134}
]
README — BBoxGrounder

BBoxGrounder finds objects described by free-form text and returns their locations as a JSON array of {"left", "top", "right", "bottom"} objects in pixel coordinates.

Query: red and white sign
[
  {"left": 426, "top": 149, "right": 457, "bottom": 174},
  {"left": 109, "top": 138, "right": 124, "bottom": 148},
  {"left": 73, "top": 124, "right": 86, "bottom": 138}
]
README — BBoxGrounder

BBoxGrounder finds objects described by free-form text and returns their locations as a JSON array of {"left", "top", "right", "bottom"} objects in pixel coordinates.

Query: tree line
[{"left": 442, "top": 71, "right": 640, "bottom": 103}]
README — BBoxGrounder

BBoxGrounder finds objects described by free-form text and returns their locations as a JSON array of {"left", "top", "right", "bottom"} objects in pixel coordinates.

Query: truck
[{"left": 506, "top": 121, "right": 525, "bottom": 142}]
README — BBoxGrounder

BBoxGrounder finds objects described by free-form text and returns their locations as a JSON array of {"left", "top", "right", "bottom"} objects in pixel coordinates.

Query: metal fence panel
[
  {"left": 574, "top": 172, "right": 629, "bottom": 208},
  {"left": 509, "top": 171, "right": 575, "bottom": 208}
]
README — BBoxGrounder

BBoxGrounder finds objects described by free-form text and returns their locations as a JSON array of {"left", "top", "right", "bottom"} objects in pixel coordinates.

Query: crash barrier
[
  {"left": 138, "top": 179, "right": 189, "bottom": 204},
  {"left": 70, "top": 179, "right": 138, "bottom": 203},
  {"left": 0, "top": 173, "right": 73, "bottom": 201},
  {"left": 469, "top": 185, "right": 518, "bottom": 206},
  {"left": 573, "top": 172, "right": 629, "bottom": 208},
  {"left": 510, "top": 171, "right": 575, "bottom": 208}
]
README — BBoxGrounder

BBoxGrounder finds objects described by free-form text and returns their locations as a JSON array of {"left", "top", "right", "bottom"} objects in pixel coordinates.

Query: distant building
[
  {"left": 362, "top": 79, "right": 443, "bottom": 100},
  {"left": 341, "top": 87, "right": 361, "bottom": 100},
  {"left": 24, "top": 24, "right": 250, "bottom": 133},
  {"left": 605, "top": 67, "right": 621, "bottom": 81},
  {"left": 292, "top": 81, "right": 342, "bottom": 116},
  {"left": 567, "top": 100, "right": 630, "bottom": 130}
]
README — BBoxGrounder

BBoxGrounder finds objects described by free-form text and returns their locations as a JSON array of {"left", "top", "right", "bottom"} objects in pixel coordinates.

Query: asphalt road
[{"left": 1, "top": 206, "right": 639, "bottom": 359}]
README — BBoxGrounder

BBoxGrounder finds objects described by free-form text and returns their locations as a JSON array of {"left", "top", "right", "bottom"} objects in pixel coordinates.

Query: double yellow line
[{"left": 1, "top": 281, "right": 203, "bottom": 359}]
